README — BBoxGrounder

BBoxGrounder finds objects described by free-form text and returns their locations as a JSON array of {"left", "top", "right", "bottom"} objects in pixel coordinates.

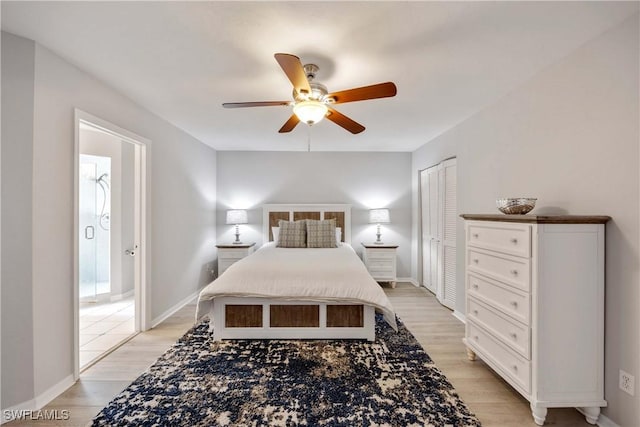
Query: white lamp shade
[
  {"left": 369, "top": 208, "right": 390, "bottom": 224},
  {"left": 293, "top": 100, "right": 328, "bottom": 124},
  {"left": 226, "top": 209, "right": 248, "bottom": 225}
]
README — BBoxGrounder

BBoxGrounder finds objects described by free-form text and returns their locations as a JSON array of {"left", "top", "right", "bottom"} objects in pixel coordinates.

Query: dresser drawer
[
  {"left": 467, "top": 321, "right": 531, "bottom": 393},
  {"left": 468, "top": 297, "right": 530, "bottom": 358},
  {"left": 467, "top": 222, "right": 531, "bottom": 258},
  {"left": 467, "top": 248, "right": 531, "bottom": 291},
  {"left": 468, "top": 273, "right": 530, "bottom": 325},
  {"left": 366, "top": 249, "right": 396, "bottom": 260}
]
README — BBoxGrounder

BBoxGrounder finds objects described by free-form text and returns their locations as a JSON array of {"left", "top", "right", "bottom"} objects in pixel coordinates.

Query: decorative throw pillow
[
  {"left": 335, "top": 227, "right": 342, "bottom": 243},
  {"left": 277, "top": 220, "right": 306, "bottom": 248},
  {"left": 306, "top": 219, "right": 337, "bottom": 248},
  {"left": 271, "top": 227, "right": 280, "bottom": 242}
]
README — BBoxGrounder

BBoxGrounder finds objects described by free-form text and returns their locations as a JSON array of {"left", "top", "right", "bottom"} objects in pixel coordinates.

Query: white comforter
[{"left": 197, "top": 243, "right": 397, "bottom": 330}]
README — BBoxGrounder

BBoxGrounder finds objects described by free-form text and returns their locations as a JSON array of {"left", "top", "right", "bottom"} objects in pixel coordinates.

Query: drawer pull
[
  {"left": 472, "top": 284, "right": 479, "bottom": 289},
  {"left": 474, "top": 335, "right": 479, "bottom": 341},
  {"left": 510, "top": 238, "right": 518, "bottom": 244},
  {"left": 510, "top": 269, "right": 519, "bottom": 276},
  {"left": 510, "top": 301, "right": 518, "bottom": 307},
  {"left": 509, "top": 332, "right": 517, "bottom": 339},
  {"left": 512, "top": 365, "right": 518, "bottom": 372},
  {"left": 472, "top": 310, "right": 478, "bottom": 315},
  {"left": 472, "top": 233, "right": 479, "bottom": 238},
  {"left": 473, "top": 259, "right": 479, "bottom": 264}
]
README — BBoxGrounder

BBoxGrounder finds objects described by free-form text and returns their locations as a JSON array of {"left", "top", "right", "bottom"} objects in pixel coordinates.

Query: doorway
[{"left": 74, "top": 110, "right": 148, "bottom": 377}]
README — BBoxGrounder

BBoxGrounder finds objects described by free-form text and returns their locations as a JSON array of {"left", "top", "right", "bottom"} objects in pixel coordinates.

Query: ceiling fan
[{"left": 222, "top": 53, "right": 397, "bottom": 134}]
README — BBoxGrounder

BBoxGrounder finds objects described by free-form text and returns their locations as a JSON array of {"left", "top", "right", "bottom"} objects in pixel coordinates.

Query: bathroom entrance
[{"left": 74, "top": 110, "right": 148, "bottom": 375}]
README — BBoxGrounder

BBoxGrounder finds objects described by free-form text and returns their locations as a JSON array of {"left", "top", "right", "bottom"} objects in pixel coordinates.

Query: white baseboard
[
  {"left": 596, "top": 413, "right": 620, "bottom": 427},
  {"left": 110, "top": 289, "right": 134, "bottom": 302},
  {"left": 575, "top": 408, "right": 619, "bottom": 427},
  {"left": 452, "top": 310, "right": 466, "bottom": 324},
  {"left": 151, "top": 288, "right": 202, "bottom": 328},
  {"left": 398, "top": 277, "right": 419, "bottom": 286},
  {"left": 1, "top": 374, "right": 75, "bottom": 424}
]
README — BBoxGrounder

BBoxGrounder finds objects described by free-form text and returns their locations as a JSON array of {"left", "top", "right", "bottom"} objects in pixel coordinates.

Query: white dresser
[
  {"left": 461, "top": 214, "right": 610, "bottom": 426},
  {"left": 361, "top": 243, "right": 398, "bottom": 288},
  {"left": 216, "top": 243, "right": 256, "bottom": 276}
]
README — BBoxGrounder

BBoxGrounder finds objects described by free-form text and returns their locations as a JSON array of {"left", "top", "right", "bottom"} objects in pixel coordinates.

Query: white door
[
  {"left": 439, "top": 159, "right": 457, "bottom": 309},
  {"left": 420, "top": 159, "right": 457, "bottom": 310},
  {"left": 420, "top": 165, "right": 440, "bottom": 294}
]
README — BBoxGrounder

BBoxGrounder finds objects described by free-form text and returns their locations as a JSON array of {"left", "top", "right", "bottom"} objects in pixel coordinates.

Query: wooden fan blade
[
  {"left": 274, "top": 53, "right": 312, "bottom": 96},
  {"left": 278, "top": 115, "right": 300, "bottom": 133},
  {"left": 223, "top": 101, "right": 290, "bottom": 108},
  {"left": 328, "top": 82, "right": 397, "bottom": 104},
  {"left": 326, "top": 107, "right": 365, "bottom": 134}
]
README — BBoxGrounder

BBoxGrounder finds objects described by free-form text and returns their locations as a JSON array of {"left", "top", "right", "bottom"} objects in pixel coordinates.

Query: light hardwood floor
[{"left": 6, "top": 283, "right": 590, "bottom": 426}]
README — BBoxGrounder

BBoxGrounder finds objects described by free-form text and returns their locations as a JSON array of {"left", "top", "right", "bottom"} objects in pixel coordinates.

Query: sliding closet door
[
  {"left": 439, "top": 159, "right": 457, "bottom": 310},
  {"left": 420, "top": 165, "right": 440, "bottom": 294}
]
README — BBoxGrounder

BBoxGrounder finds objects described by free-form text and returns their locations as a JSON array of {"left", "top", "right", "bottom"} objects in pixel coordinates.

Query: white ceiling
[{"left": 2, "top": 1, "right": 637, "bottom": 152}]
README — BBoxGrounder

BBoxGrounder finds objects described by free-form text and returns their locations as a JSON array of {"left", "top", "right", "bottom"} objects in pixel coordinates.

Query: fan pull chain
[{"left": 307, "top": 125, "right": 311, "bottom": 152}]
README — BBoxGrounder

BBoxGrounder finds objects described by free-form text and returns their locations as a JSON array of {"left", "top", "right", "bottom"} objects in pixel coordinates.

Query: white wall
[
  {"left": 1, "top": 31, "right": 36, "bottom": 410},
  {"left": 1, "top": 32, "right": 217, "bottom": 410},
  {"left": 216, "top": 151, "right": 412, "bottom": 278},
  {"left": 411, "top": 14, "right": 639, "bottom": 426}
]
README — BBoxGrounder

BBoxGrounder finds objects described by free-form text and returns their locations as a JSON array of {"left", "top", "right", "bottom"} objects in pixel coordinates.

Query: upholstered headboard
[{"left": 262, "top": 204, "right": 351, "bottom": 244}]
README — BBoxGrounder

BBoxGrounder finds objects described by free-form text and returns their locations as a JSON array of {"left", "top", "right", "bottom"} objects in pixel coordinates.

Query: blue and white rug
[{"left": 92, "top": 315, "right": 480, "bottom": 426}]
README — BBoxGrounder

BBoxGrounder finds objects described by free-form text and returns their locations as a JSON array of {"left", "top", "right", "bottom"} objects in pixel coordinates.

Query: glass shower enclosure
[{"left": 79, "top": 154, "right": 111, "bottom": 302}]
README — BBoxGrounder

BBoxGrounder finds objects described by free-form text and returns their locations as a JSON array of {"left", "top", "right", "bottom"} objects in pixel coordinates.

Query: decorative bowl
[{"left": 496, "top": 198, "right": 537, "bottom": 215}]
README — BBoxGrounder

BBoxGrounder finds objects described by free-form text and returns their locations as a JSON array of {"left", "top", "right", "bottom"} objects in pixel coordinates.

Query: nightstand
[
  {"left": 361, "top": 243, "right": 398, "bottom": 288},
  {"left": 216, "top": 243, "right": 256, "bottom": 276}
]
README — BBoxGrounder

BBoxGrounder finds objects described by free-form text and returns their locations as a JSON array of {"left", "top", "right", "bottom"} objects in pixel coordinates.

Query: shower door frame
[{"left": 73, "top": 109, "right": 150, "bottom": 380}]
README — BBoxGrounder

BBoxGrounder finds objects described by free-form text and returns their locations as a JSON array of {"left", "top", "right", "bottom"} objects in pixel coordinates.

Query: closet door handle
[{"left": 84, "top": 226, "right": 95, "bottom": 240}]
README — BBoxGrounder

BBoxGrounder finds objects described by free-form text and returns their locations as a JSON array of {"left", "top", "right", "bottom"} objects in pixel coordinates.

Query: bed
[{"left": 196, "top": 204, "right": 396, "bottom": 341}]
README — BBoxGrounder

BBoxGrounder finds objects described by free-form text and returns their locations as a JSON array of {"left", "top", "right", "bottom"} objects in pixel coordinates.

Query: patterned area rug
[{"left": 92, "top": 315, "right": 480, "bottom": 426}]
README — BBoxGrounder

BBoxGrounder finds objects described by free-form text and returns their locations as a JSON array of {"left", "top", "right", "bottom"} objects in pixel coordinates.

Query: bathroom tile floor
[{"left": 79, "top": 297, "right": 135, "bottom": 370}]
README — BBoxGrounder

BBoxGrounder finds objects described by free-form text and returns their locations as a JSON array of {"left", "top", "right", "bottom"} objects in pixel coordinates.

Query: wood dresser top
[{"left": 460, "top": 214, "right": 611, "bottom": 224}]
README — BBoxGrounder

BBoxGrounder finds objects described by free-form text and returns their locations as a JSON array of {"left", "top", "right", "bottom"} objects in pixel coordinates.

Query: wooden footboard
[{"left": 209, "top": 297, "right": 375, "bottom": 341}]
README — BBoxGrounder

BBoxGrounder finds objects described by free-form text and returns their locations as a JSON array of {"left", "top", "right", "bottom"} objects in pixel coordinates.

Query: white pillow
[{"left": 335, "top": 227, "right": 342, "bottom": 243}]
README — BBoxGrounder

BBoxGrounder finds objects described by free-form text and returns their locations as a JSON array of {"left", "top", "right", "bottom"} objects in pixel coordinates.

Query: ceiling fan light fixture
[{"left": 293, "top": 100, "right": 328, "bottom": 125}]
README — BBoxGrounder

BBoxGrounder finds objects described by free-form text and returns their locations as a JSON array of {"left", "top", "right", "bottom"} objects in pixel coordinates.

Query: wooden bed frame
[{"left": 209, "top": 204, "right": 376, "bottom": 341}]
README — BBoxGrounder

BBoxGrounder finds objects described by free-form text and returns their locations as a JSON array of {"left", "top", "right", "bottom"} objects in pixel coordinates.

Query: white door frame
[{"left": 73, "top": 109, "right": 150, "bottom": 380}]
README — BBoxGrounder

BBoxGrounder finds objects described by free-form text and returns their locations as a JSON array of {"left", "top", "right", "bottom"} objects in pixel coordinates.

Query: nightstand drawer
[
  {"left": 367, "top": 260, "right": 394, "bottom": 269},
  {"left": 219, "top": 248, "right": 251, "bottom": 259},
  {"left": 369, "top": 268, "right": 395, "bottom": 277},
  {"left": 467, "top": 248, "right": 531, "bottom": 291},
  {"left": 468, "top": 297, "right": 530, "bottom": 358},
  {"left": 467, "top": 222, "right": 531, "bottom": 258},
  {"left": 468, "top": 273, "right": 530, "bottom": 325},
  {"left": 366, "top": 249, "right": 396, "bottom": 260},
  {"left": 219, "top": 259, "right": 237, "bottom": 274}
]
